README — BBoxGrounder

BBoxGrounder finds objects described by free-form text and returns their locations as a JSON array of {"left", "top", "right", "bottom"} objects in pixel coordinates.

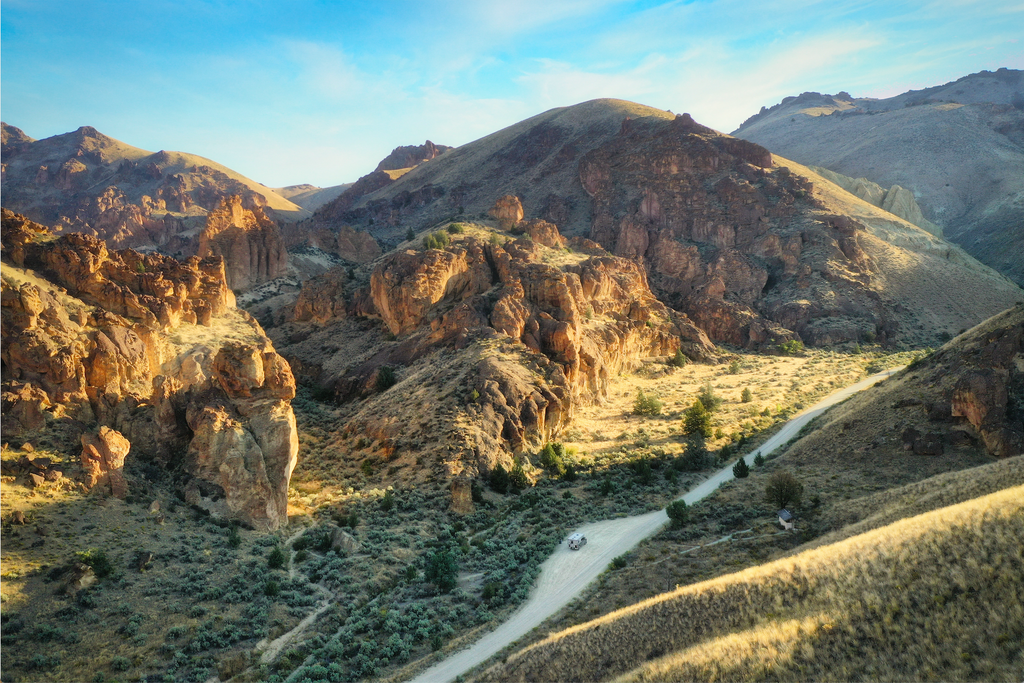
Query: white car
[{"left": 567, "top": 532, "right": 587, "bottom": 550}]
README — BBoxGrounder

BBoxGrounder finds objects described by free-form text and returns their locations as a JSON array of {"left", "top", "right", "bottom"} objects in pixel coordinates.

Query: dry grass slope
[{"left": 480, "top": 484, "right": 1024, "bottom": 682}]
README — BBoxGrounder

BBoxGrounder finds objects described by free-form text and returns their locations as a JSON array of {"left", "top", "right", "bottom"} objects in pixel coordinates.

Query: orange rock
[
  {"left": 197, "top": 195, "right": 287, "bottom": 291},
  {"left": 488, "top": 195, "right": 524, "bottom": 230},
  {"left": 80, "top": 426, "right": 130, "bottom": 498}
]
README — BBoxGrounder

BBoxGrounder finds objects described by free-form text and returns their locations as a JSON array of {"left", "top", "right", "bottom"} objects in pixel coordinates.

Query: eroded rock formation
[
  {"left": 1, "top": 210, "right": 297, "bottom": 530},
  {"left": 281, "top": 219, "right": 714, "bottom": 480},
  {"left": 197, "top": 195, "right": 287, "bottom": 291}
]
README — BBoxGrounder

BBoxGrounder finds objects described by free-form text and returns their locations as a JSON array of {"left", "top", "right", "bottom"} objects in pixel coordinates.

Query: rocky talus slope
[
  {"left": 273, "top": 219, "right": 714, "bottom": 487},
  {"left": 732, "top": 68, "right": 1024, "bottom": 286},
  {"left": 1, "top": 209, "right": 297, "bottom": 530}
]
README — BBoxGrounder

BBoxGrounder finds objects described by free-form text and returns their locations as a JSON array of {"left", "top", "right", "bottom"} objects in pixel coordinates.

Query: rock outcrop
[
  {"left": 489, "top": 195, "right": 525, "bottom": 230},
  {"left": 197, "top": 195, "right": 288, "bottom": 291},
  {"left": 1, "top": 210, "right": 298, "bottom": 530},
  {"left": 279, "top": 219, "right": 714, "bottom": 479},
  {"left": 375, "top": 140, "right": 451, "bottom": 172},
  {"left": 810, "top": 167, "right": 941, "bottom": 236},
  {"left": 80, "top": 426, "right": 131, "bottom": 498}
]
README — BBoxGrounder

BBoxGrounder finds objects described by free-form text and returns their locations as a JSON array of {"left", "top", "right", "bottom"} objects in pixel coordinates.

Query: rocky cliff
[
  {"left": 575, "top": 113, "right": 1022, "bottom": 347},
  {"left": 197, "top": 195, "right": 288, "bottom": 291},
  {"left": 1, "top": 209, "right": 297, "bottom": 530},
  {"left": 275, "top": 219, "right": 713, "bottom": 480}
]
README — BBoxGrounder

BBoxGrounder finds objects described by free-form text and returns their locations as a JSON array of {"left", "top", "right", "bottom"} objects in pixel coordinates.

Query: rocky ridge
[
  {"left": 1, "top": 209, "right": 297, "bottom": 530},
  {"left": 274, "top": 218, "right": 714, "bottom": 485},
  {"left": 732, "top": 69, "right": 1024, "bottom": 286}
]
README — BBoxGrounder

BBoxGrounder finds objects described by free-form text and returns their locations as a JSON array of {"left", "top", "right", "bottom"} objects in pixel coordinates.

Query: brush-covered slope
[
  {"left": 274, "top": 182, "right": 353, "bottom": 212},
  {"left": 310, "top": 100, "right": 1022, "bottom": 348},
  {"left": 480, "top": 483, "right": 1024, "bottom": 682},
  {"left": 0, "top": 123, "right": 311, "bottom": 253},
  {"left": 733, "top": 69, "right": 1024, "bottom": 286}
]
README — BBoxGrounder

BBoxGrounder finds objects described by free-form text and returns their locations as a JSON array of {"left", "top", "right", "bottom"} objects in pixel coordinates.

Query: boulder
[
  {"left": 489, "top": 195, "right": 524, "bottom": 230},
  {"left": 80, "top": 427, "right": 130, "bottom": 498},
  {"left": 330, "top": 526, "right": 361, "bottom": 553}
]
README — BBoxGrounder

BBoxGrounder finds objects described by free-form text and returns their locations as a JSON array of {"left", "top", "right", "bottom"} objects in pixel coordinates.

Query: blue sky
[{"left": 2, "top": 1, "right": 1021, "bottom": 187}]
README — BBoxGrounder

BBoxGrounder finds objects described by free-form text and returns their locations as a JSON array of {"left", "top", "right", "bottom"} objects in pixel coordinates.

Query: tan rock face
[
  {"left": 280, "top": 222, "right": 381, "bottom": 264},
  {"left": 1, "top": 210, "right": 298, "bottom": 531},
  {"left": 80, "top": 426, "right": 130, "bottom": 498},
  {"left": 304, "top": 229, "right": 714, "bottom": 474},
  {"left": 489, "top": 195, "right": 524, "bottom": 230},
  {"left": 197, "top": 195, "right": 287, "bottom": 291},
  {"left": 292, "top": 266, "right": 348, "bottom": 323}
]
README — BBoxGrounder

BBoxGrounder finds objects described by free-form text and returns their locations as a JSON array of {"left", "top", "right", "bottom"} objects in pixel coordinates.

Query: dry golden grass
[{"left": 479, "top": 484, "right": 1024, "bottom": 682}]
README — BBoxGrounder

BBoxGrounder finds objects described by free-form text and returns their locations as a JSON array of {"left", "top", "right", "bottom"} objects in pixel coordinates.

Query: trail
[{"left": 408, "top": 367, "right": 901, "bottom": 683}]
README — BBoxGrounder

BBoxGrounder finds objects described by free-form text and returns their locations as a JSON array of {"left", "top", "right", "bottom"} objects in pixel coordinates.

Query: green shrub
[
  {"left": 227, "top": 525, "right": 241, "bottom": 549},
  {"left": 741, "top": 387, "right": 753, "bottom": 402},
  {"left": 264, "top": 580, "right": 280, "bottom": 597},
  {"left": 376, "top": 366, "right": 396, "bottom": 391},
  {"left": 599, "top": 477, "right": 614, "bottom": 496},
  {"left": 76, "top": 549, "right": 114, "bottom": 579},
  {"left": 633, "top": 390, "right": 664, "bottom": 416},
  {"left": 447, "top": 222, "right": 465, "bottom": 234},
  {"left": 610, "top": 555, "right": 628, "bottom": 570},
  {"left": 267, "top": 547, "right": 286, "bottom": 570},
  {"left": 775, "top": 340, "right": 805, "bottom": 356},
  {"left": 469, "top": 388, "right": 480, "bottom": 402},
  {"left": 728, "top": 360, "right": 740, "bottom": 374},
  {"left": 732, "top": 457, "right": 750, "bottom": 478},
  {"left": 669, "top": 349, "right": 688, "bottom": 368},
  {"left": 666, "top": 500, "right": 689, "bottom": 528},
  {"left": 422, "top": 231, "right": 452, "bottom": 250},
  {"left": 753, "top": 451, "right": 765, "bottom": 467},
  {"left": 406, "top": 227, "right": 415, "bottom": 241},
  {"left": 489, "top": 464, "right": 510, "bottom": 494},
  {"left": 683, "top": 400, "right": 713, "bottom": 438},
  {"left": 111, "top": 655, "right": 130, "bottom": 672},
  {"left": 380, "top": 489, "right": 395, "bottom": 511}
]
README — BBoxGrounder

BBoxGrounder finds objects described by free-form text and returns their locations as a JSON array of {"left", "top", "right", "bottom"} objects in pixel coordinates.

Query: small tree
[
  {"left": 509, "top": 462, "right": 530, "bottom": 491},
  {"left": 683, "top": 399, "right": 713, "bottom": 438},
  {"left": 741, "top": 387, "right": 753, "bottom": 402},
  {"left": 376, "top": 366, "right": 396, "bottom": 392},
  {"left": 753, "top": 451, "right": 765, "bottom": 467},
  {"left": 765, "top": 470, "right": 803, "bottom": 509},
  {"left": 267, "top": 546, "right": 286, "bottom": 570},
  {"left": 728, "top": 360, "right": 740, "bottom": 374},
  {"left": 425, "top": 548, "right": 459, "bottom": 592},
  {"left": 539, "top": 443, "right": 566, "bottom": 476},
  {"left": 732, "top": 457, "right": 750, "bottom": 478},
  {"left": 489, "top": 464, "right": 510, "bottom": 494},
  {"left": 633, "top": 389, "right": 663, "bottom": 416},
  {"left": 405, "top": 227, "right": 415, "bottom": 241},
  {"left": 666, "top": 500, "right": 689, "bottom": 528},
  {"left": 697, "top": 381, "right": 722, "bottom": 412}
]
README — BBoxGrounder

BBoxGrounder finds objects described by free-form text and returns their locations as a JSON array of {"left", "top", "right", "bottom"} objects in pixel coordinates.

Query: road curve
[{"left": 409, "top": 367, "right": 902, "bottom": 683}]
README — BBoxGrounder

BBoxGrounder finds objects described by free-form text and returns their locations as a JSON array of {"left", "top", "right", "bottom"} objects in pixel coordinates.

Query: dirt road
[{"left": 409, "top": 368, "right": 901, "bottom": 683}]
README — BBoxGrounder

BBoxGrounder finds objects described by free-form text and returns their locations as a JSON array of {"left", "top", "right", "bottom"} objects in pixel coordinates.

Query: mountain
[
  {"left": 0, "top": 123, "right": 312, "bottom": 253},
  {"left": 306, "top": 100, "right": 1022, "bottom": 349},
  {"left": 732, "top": 68, "right": 1024, "bottom": 286},
  {"left": 274, "top": 183, "right": 353, "bottom": 212}
]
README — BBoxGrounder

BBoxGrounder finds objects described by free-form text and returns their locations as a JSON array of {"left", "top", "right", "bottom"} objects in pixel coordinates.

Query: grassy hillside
[{"left": 479, "top": 483, "right": 1024, "bottom": 682}]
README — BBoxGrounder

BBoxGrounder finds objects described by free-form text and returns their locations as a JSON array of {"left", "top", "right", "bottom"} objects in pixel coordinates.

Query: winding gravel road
[{"left": 409, "top": 367, "right": 902, "bottom": 683}]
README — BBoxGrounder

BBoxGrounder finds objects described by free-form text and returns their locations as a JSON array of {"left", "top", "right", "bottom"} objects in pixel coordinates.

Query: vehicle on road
[{"left": 567, "top": 532, "right": 587, "bottom": 550}]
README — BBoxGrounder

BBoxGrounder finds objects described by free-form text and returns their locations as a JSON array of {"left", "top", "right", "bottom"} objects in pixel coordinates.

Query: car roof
[{"left": 568, "top": 532, "right": 585, "bottom": 539}]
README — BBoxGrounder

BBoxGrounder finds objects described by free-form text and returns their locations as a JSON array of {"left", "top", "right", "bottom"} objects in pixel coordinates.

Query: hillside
[
  {"left": 0, "top": 123, "right": 312, "bottom": 254},
  {"left": 479, "top": 483, "right": 1024, "bottom": 682},
  {"left": 733, "top": 68, "right": 1024, "bottom": 286},
  {"left": 310, "top": 100, "right": 1022, "bottom": 349},
  {"left": 274, "top": 183, "right": 353, "bottom": 212}
]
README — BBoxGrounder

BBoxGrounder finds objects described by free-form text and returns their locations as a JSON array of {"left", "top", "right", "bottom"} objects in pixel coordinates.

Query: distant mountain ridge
[
  {"left": 732, "top": 68, "right": 1024, "bottom": 285},
  {"left": 0, "top": 123, "right": 311, "bottom": 254}
]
